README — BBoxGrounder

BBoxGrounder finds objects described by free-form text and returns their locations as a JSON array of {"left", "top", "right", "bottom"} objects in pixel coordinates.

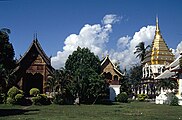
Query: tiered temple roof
[{"left": 143, "top": 17, "right": 174, "bottom": 65}]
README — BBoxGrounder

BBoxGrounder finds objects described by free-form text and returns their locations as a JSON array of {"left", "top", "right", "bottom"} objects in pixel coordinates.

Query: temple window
[
  {"left": 104, "top": 72, "right": 112, "bottom": 80},
  {"left": 114, "top": 75, "right": 118, "bottom": 81}
]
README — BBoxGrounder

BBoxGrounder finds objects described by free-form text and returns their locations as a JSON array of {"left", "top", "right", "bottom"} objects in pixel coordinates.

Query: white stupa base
[{"left": 155, "top": 92, "right": 168, "bottom": 104}]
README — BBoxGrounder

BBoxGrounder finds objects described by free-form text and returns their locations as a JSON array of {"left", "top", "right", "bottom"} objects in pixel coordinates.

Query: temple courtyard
[{"left": 0, "top": 102, "right": 182, "bottom": 120}]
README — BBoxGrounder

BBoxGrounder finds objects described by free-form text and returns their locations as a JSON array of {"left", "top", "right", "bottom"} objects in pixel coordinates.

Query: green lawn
[{"left": 0, "top": 102, "right": 182, "bottom": 120}]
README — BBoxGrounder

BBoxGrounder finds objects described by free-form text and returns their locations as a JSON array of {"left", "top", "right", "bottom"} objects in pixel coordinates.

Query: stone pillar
[
  {"left": 142, "top": 67, "right": 145, "bottom": 78},
  {"left": 141, "top": 85, "right": 144, "bottom": 94},
  {"left": 148, "top": 67, "right": 151, "bottom": 78},
  {"left": 137, "top": 86, "right": 140, "bottom": 94}
]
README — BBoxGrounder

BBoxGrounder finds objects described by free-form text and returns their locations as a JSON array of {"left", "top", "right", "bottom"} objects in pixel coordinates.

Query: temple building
[
  {"left": 12, "top": 38, "right": 54, "bottom": 96},
  {"left": 101, "top": 55, "right": 124, "bottom": 101},
  {"left": 155, "top": 53, "right": 182, "bottom": 105},
  {"left": 141, "top": 17, "right": 175, "bottom": 96}
]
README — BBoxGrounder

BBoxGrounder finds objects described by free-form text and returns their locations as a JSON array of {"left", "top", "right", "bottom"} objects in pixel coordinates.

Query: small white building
[{"left": 101, "top": 55, "right": 124, "bottom": 101}]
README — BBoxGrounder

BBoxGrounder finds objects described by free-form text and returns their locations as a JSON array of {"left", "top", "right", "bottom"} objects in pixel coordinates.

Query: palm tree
[
  {"left": 134, "top": 42, "right": 150, "bottom": 62},
  {"left": 46, "top": 68, "right": 72, "bottom": 97},
  {"left": 46, "top": 71, "right": 60, "bottom": 97},
  {"left": 57, "top": 67, "right": 72, "bottom": 94},
  {"left": 156, "top": 78, "right": 178, "bottom": 92},
  {"left": 0, "top": 28, "right": 11, "bottom": 39}
]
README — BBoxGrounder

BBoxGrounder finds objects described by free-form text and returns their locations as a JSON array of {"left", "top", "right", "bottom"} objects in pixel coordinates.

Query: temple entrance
[{"left": 23, "top": 73, "right": 43, "bottom": 96}]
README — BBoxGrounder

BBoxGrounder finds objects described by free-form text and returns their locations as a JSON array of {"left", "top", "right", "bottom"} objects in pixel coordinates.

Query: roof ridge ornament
[{"left": 33, "top": 33, "right": 38, "bottom": 42}]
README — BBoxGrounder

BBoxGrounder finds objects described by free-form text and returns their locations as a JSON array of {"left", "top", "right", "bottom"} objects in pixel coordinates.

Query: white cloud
[
  {"left": 102, "top": 14, "right": 122, "bottom": 25},
  {"left": 172, "top": 41, "right": 182, "bottom": 57},
  {"left": 51, "top": 14, "right": 120, "bottom": 69},
  {"left": 109, "top": 25, "right": 156, "bottom": 69},
  {"left": 117, "top": 35, "right": 131, "bottom": 50},
  {"left": 51, "top": 14, "right": 157, "bottom": 70}
]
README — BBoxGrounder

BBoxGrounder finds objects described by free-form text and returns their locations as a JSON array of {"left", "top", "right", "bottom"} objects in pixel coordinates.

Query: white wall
[{"left": 109, "top": 85, "right": 121, "bottom": 101}]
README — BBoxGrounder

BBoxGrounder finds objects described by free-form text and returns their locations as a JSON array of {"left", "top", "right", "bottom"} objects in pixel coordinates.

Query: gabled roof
[
  {"left": 17, "top": 39, "right": 51, "bottom": 65},
  {"left": 12, "top": 39, "right": 53, "bottom": 75},
  {"left": 101, "top": 55, "right": 124, "bottom": 76}
]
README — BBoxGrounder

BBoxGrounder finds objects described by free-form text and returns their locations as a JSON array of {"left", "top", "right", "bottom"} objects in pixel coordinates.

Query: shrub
[
  {"left": 31, "top": 94, "right": 51, "bottom": 105},
  {"left": 32, "top": 96, "right": 42, "bottom": 105},
  {"left": 19, "top": 90, "right": 24, "bottom": 94},
  {"left": 7, "top": 97, "right": 16, "bottom": 104},
  {"left": 15, "top": 94, "right": 24, "bottom": 104},
  {"left": 0, "top": 93, "right": 5, "bottom": 104},
  {"left": 7, "top": 86, "right": 20, "bottom": 98},
  {"left": 116, "top": 92, "right": 128, "bottom": 103},
  {"left": 6, "top": 86, "right": 27, "bottom": 105},
  {"left": 166, "top": 93, "right": 179, "bottom": 106},
  {"left": 138, "top": 94, "right": 148, "bottom": 101},
  {"left": 170, "top": 95, "right": 179, "bottom": 106},
  {"left": 53, "top": 93, "right": 64, "bottom": 105},
  {"left": 30, "top": 88, "right": 40, "bottom": 96},
  {"left": 39, "top": 94, "right": 51, "bottom": 105}
]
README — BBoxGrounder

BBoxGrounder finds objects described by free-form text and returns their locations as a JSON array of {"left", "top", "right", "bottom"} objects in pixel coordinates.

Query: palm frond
[{"left": 0, "top": 28, "right": 11, "bottom": 34}]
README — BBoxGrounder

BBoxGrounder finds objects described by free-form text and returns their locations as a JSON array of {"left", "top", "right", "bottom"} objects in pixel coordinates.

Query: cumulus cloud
[
  {"left": 102, "top": 14, "right": 122, "bottom": 25},
  {"left": 51, "top": 13, "right": 157, "bottom": 70},
  {"left": 117, "top": 35, "right": 131, "bottom": 50},
  {"left": 109, "top": 25, "right": 156, "bottom": 69},
  {"left": 172, "top": 41, "right": 182, "bottom": 57},
  {"left": 51, "top": 14, "right": 119, "bottom": 69}
]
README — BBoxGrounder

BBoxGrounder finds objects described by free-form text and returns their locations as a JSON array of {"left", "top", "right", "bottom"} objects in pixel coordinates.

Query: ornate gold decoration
[{"left": 143, "top": 17, "right": 174, "bottom": 65}]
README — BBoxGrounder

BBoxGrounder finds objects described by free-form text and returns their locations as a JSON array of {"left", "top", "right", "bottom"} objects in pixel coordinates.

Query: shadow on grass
[{"left": 0, "top": 109, "right": 39, "bottom": 117}]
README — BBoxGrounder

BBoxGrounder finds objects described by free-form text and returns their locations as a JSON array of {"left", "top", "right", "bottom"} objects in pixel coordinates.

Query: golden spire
[
  {"left": 156, "top": 16, "right": 160, "bottom": 32},
  {"left": 142, "top": 16, "right": 174, "bottom": 65},
  {"left": 155, "top": 16, "right": 162, "bottom": 39}
]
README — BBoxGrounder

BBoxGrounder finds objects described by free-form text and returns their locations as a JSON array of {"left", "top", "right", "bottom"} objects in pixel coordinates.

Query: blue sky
[{"left": 0, "top": 0, "right": 182, "bottom": 69}]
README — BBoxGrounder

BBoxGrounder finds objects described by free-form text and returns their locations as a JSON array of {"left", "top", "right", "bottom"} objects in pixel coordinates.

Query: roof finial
[
  {"left": 33, "top": 33, "right": 35, "bottom": 40},
  {"left": 35, "top": 33, "right": 38, "bottom": 40},
  {"left": 33, "top": 33, "right": 36, "bottom": 42},
  {"left": 102, "top": 53, "right": 105, "bottom": 59},
  {"left": 156, "top": 15, "right": 160, "bottom": 32}
]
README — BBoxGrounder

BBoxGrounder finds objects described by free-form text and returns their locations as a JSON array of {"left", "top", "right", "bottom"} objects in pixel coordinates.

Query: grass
[{"left": 0, "top": 102, "right": 182, "bottom": 120}]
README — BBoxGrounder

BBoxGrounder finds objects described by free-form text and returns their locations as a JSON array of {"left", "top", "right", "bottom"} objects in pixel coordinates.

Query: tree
[
  {"left": 129, "top": 65, "right": 143, "bottom": 96},
  {"left": 46, "top": 70, "right": 60, "bottom": 96},
  {"left": 0, "top": 28, "right": 15, "bottom": 70},
  {"left": 65, "top": 47, "right": 100, "bottom": 75},
  {"left": 57, "top": 68, "right": 72, "bottom": 95},
  {"left": 156, "top": 78, "right": 178, "bottom": 91},
  {"left": 134, "top": 42, "right": 150, "bottom": 62},
  {"left": 0, "top": 28, "right": 16, "bottom": 94},
  {"left": 46, "top": 68, "right": 72, "bottom": 97},
  {"left": 65, "top": 47, "right": 106, "bottom": 104},
  {"left": 120, "top": 69, "right": 131, "bottom": 96},
  {"left": 0, "top": 65, "right": 7, "bottom": 93},
  {"left": 0, "top": 64, "right": 16, "bottom": 94}
]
